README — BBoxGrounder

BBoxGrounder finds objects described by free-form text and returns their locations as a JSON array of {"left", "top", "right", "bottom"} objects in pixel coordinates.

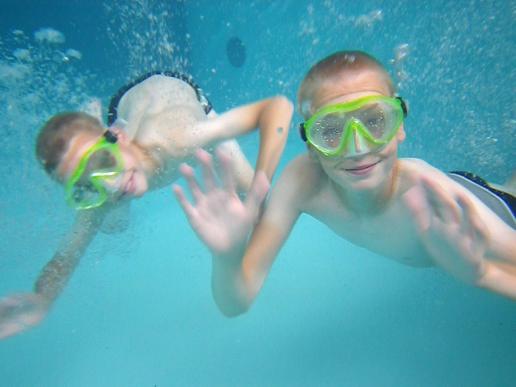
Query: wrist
[
  {"left": 475, "top": 260, "right": 496, "bottom": 287},
  {"left": 213, "top": 245, "right": 246, "bottom": 266}
]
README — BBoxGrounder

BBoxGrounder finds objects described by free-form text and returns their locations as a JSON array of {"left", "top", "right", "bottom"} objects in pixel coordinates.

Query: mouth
[
  {"left": 343, "top": 160, "right": 381, "bottom": 175},
  {"left": 122, "top": 170, "right": 135, "bottom": 194}
]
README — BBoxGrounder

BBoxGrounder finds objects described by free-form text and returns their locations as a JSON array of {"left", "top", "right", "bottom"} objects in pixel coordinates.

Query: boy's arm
[
  {"left": 405, "top": 174, "right": 516, "bottom": 300},
  {"left": 0, "top": 209, "right": 104, "bottom": 339},
  {"left": 183, "top": 96, "right": 293, "bottom": 179},
  {"left": 174, "top": 149, "right": 303, "bottom": 316},
  {"left": 478, "top": 261, "right": 516, "bottom": 299},
  {"left": 34, "top": 209, "right": 105, "bottom": 302},
  {"left": 211, "top": 180, "right": 301, "bottom": 316}
]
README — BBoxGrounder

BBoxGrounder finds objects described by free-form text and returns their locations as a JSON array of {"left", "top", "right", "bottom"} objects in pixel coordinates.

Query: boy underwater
[
  {"left": 174, "top": 51, "right": 516, "bottom": 316},
  {"left": 0, "top": 71, "right": 293, "bottom": 338}
]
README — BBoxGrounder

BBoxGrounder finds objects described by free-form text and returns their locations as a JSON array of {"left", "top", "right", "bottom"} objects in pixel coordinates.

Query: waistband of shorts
[
  {"left": 448, "top": 170, "right": 515, "bottom": 229},
  {"left": 107, "top": 71, "right": 213, "bottom": 126}
]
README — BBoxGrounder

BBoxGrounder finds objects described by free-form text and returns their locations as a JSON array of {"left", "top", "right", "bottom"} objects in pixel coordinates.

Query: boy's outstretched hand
[
  {"left": 173, "top": 147, "right": 270, "bottom": 257},
  {"left": 0, "top": 293, "right": 49, "bottom": 339},
  {"left": 403, "top": 176, "right": 489, "bottom": 284}
]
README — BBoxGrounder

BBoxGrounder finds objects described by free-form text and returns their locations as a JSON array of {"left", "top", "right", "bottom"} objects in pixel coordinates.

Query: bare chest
[{"left": 305, "top": 194, "right": 434, "bottom": 267}]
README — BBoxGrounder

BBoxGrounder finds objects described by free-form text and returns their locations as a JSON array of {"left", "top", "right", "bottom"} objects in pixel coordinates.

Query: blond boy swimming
[
  {"left": 0, "top": 71, "right": 293, "bottom": 338},
  {"left": 174, "top": 52, "right": 516, "bottom": 316}
]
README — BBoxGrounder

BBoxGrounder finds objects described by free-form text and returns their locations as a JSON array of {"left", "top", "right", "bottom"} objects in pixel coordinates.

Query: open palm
[
  {"left": 173, "top": 148, "right": 270, "bottom": 256},
  {"left": 404, "top": 176, "right": 488, "bottom": 283},
  {"left": 0, "top": 293, "right": 49, "bottom": 339}
]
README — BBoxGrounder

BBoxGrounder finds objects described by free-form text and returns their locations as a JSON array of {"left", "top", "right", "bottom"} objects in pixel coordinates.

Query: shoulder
[
  {"left": 399, "top": 157, "right": 436, "bottom": 174},
  {"left": 270, "top": 154, "right": 326, "bottom": 205},
  {"left": 397, "top": 158, "right": 449, "bottom": 191}
]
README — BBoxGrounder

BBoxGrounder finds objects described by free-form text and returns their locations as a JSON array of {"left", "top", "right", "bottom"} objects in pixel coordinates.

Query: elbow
[
  {"left": 215, "top": 298, "right": 251, "bottom": 318},
  {"left": 212, "top": 280, "right": 256, "bottom": 318},
  {"left": 272, "top": 95, "right": 294, "bottom": 115},
  {"left": 218, "top": 304, "right": 250, "bottom": 318}
]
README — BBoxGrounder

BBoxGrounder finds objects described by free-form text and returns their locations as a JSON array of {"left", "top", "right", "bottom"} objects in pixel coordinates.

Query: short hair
[
  {"left": 298, "top": 50, "right": 395, "bottom": 116},
  {"left": 35, "top": 112, "right": 104, "bottom": 176}
]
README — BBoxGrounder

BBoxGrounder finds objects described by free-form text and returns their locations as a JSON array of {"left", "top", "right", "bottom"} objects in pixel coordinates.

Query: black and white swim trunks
[
  {"left": 107, "top": 71, "right": 213, "bottom": 126},
  {"left": 448, "top": 171, "right": 515, "bottom": 229}
]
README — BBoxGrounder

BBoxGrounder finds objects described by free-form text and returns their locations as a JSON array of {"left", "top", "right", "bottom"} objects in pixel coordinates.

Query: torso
[
  {"left": 293, "top": 155, "right": 512, "bottom": 267},
  {"left": 115, "top": 75, "right": 208, "bottom": 189}
]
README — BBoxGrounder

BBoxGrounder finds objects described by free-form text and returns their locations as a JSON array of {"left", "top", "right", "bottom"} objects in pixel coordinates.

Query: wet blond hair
[
  {"left": 36, "top": 112, "right": 104, "bottom": 176},
  {"left": 298, "top": 50, "right": 395, "bottom": 117}
]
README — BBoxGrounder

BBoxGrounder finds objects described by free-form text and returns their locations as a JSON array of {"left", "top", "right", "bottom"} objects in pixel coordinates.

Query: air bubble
[
  {"left": 394, "top": 43, "right": 410, "bottom": 62},
  {"left": 65, "top": 49, "right": 82, "bottom": 60},
  {"left": 34, "top": 28, "right": 65, "bottom": 44},
  {"left": 13, "top": 48, "right": 31, "bottom": 61}
]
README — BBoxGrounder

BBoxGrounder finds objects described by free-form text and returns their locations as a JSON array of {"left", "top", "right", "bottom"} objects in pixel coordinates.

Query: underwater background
[{"left": 0, "top": 0, "right": 515, "bottom": 386}]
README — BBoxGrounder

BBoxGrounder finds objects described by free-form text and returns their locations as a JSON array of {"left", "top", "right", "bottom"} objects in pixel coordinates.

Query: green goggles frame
[
  {"left": 64, "top": 130, "right": 124, "bottom": 210},
  {"left": 299, "top": 95, "right": 408, "bottom": 157}
]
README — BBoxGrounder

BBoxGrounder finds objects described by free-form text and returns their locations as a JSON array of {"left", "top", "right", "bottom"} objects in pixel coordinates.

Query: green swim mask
[
  {"left": 299, "top": 95, "right": 408, "bottom": 157},
  {"left": 64, "top": 130, "right": 124, "bottom": 210}
]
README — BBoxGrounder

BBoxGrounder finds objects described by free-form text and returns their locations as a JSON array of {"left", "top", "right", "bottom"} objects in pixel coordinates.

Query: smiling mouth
[{"left": 344, "top": 160, "right": 380, "bottom": 174}]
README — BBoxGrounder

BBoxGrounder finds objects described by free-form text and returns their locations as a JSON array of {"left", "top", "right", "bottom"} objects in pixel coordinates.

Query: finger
[
  {"left": 0, "top": 321, "right": 27, "bottom": 340},
  {"left": 403, "top": 185, "right": 432, "bottom": 233},
  {"left": 421, "top": 176, "right": 461, "bottom": 224},
  {"left": 215, "top": 146, "right": 236, "bottom": 193},
  {"left": 0, "top": 296, "right": 22, "bottom": 309},
  {"left": 244, "top": 171, "right": 270, "bottom": 214},
  {"left": 172, "top": 184, "right": 198, "bottom": 221},
  {"left": 179, "top": 163, "right": 203, "bottom": 203},
  {"left": 196, "top": 148, "right": 218, "bottom": 191},
  {"left": 457, "top": 193, "right": 489, "bottom": 244}
]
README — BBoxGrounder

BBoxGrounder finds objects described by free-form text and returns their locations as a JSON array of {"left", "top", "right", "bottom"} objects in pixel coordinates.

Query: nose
[
  {"left": 95, "top": 172, "right": 124, "bottom": 193},
  {"left": 352, "top": 126, "right": 362, "bottom": 153},
  {"left": 344, "top": 120, "right": 370, "bottom": 157}
]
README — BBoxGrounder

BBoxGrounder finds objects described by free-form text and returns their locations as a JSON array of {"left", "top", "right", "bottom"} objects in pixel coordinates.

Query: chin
[
  {"left": 344, "top": 169, "right": 384, "bottom": 191},
  {"left": 133, "top": 176, "right": 149, "bottom": 197}
]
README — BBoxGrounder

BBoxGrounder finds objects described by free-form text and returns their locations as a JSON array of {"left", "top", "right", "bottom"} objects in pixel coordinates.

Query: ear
[
  {"left": 111, "top": 127, "right": 130, "bottom": 145},
  {"left": 397, "top": 124, "right": 406, "bottom": 142}
]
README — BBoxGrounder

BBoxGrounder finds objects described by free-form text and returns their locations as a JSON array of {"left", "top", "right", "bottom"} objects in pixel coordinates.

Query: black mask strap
[
  {"left": 299, "top": 123, "right": 307, "bottom": 142},
  {"left": 103, "top": 130, "right": 118, "bottom": 144},
  {"left": 395, "top": 96, "right": 408, "bottom": 118}
]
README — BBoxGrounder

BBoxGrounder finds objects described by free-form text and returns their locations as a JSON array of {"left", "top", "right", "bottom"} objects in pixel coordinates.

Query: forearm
[
  {"left": 34, "top": 251, "right": 83, "bottom": 303},
  {"left": 211, "top": 253, "right": 258, "bottom": 317},
  {"left": 477, "top": 261, "right": 516, "bottom": 300},
  {"left": 489, "top": 229, "right": 516, "bottom": 265},
  {"left": 209, "top": 96, "right": 292, "bottom": 179},
  {"left": 254, "top": 96, "right": 293, "bottom": 179},
  {"left": 476, "top": 229, "right": 516, "bottom": 299},
  {"left": 210, "top": 217, "right": 290, "bottom": 316},
  {"left": 34, "top": 210, "right": 103, "bottom": 303}
]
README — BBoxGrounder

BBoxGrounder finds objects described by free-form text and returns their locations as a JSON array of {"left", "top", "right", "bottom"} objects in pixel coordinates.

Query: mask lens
[
  {"left": 84, "top": 149, "right": 119, "bottom": 175},
  {"left": 70, "top": 181, "right": 104, "bottom": 208},
  {"left": 353, "top": 100, "right": 401, "bottom": 141},
  {"left": 65, "top": 139, "right": 124, "bottom": 210},
  {"left": 309, "top": 112, "right": 345, "bottom": 151}
]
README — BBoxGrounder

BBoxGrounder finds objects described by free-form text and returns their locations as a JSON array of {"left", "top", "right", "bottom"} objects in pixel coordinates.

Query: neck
[{"left": 333, "top": 161, "right": 399, "bottom": 216}]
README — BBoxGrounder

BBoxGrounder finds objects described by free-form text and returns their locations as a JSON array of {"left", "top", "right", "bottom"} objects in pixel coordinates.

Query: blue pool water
[{"left": 0, "top": 1, "right": 515, "bottom": 386}]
